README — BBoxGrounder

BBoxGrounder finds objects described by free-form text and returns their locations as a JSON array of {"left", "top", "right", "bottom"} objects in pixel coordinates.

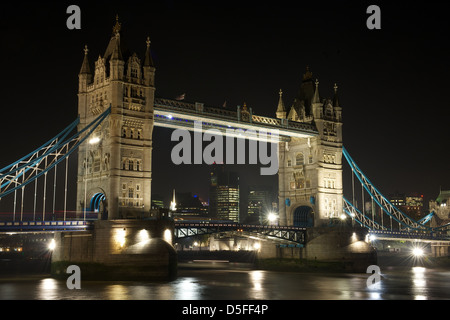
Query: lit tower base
[{"left": 51, "top": 219, "right": 177, "bottom": 281}]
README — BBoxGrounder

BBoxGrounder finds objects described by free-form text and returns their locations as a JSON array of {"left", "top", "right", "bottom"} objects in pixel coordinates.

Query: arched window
[
  {"left": 128, "top": 187, "right": 134, "bottom": 199},
  {"left": 296, "top": 153, "right": 304, "bottom": 166},
  {"left": 136, "top": 160, "right": 141, "bottom": 171},
  {"left": 129, "top": 160, "right": 134, "bottom": 171}
]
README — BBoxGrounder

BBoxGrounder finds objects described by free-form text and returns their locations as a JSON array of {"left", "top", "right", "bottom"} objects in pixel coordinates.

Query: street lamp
[
  {"left": 89, "top": 136, "right": 101, "bottom": 145},
  {"left": 267, "top": 212, "right": 278, "bottom": 225},
  {"left": 412, "top": 247, "right": 424, "bottom": 257}
]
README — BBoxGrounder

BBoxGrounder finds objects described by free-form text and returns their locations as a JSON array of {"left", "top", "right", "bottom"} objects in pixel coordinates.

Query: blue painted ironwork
[
  {"left": 0, "top": 107, "right": 111, "bottom": 199},
  {"left": 0, "top": 220, "right": 93, "bottom": 232}
]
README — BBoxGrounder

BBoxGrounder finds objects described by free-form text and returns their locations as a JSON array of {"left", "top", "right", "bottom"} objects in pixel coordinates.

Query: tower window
[
  {"left": 296, "top": 153, "right": 304, "bottom": 166},
  {"left": 129, "top": 160, "right": 134, "bottom": 171}
]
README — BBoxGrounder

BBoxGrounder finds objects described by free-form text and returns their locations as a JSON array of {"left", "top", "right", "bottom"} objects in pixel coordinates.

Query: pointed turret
[
  {"left": 144, "top": 37, "right": 154, "bottom": 68},
  {"left": 312, "top": 79, "right": 320, "bottom": 104},
  {"left": 78, "top": 45, "right": 92, "bottom": 94},
  {"left": 79, "top": 45, "right": 91, "bottom": 75},
  {"left": 276, "top": 89, "right": 287, "bottom": 119},
  {"left": 333, "top": 83, "right": 340, "bottom": 108},
  {"left": 110, "top": 33, "right": 123, "bottom": 61},
  {"left": 333, "top": 83, "right": 342, "bottom": 122},
  {"left": 104, "top": 15, "right": 124, "bottom": 62},
  {"left": 143, "top": 37, "right": 156, "bottom": 87},
  {"left": 107, "top": 16, "right": 125, "bottom": 80},
  {"left": 311, "top": 79, "right": 323, "bottom": 120}
]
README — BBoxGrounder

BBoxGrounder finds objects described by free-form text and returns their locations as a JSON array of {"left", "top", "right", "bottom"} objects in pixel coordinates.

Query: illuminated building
[
  {"left": 247, "top": 185, "right": 275, "bottom": 224},
  {"left": 389, "top": 192, "right": 406, "bottom": 208},
  {"left": 389, "top": 192, "right": 424, "bottom": 221},
  {"left": 172, "top": 192, "right": 208, "bottom": 217},
  {"left": 209, "top": 166, "right": 240, "bottom": 222}
]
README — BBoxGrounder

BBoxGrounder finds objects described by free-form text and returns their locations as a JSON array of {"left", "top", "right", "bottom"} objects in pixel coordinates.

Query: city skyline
[{"left": 0, "top": 1, "right": 449, "bottom": 213}]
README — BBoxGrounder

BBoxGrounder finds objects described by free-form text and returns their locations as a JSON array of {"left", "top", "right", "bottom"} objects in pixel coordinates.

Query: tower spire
[
  {"left": 333, "top": 83, "right": 341, "bottom": 108},
  {"left": 112, "top": 14, "right": 121, "bottom": 35},
  {"left": 79, "top": 45, "right": 91, "bottom": 75},
  {"left": 144, "top": 36, "right": 154, "bottom": 67},
  {"left": 312, "top": 79, "right": 320, "bottom": 104},
  {"left": 276, "top": 89, "right": 287, "bottom": 119}
]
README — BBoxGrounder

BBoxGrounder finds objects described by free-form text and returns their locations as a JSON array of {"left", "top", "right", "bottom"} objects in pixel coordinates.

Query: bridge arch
[
  {"left": 289, "top": 203, "right": 315, "bottom": 227},
  {"left": 86, "top": 188, "right": 108, "bottom": 219}
]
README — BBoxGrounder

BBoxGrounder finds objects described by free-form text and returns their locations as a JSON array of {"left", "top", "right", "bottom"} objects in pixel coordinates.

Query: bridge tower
[
  {"left": 277, "top": 67, "right": 343, "bottom": 227},
  {"left": 76, "top": 17, "right": 155, "bottom": 219}
]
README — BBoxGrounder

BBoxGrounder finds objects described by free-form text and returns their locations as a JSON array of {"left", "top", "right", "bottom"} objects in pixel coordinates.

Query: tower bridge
[{"left": 0, "top": 18, "right": 448, "bottom": 279}]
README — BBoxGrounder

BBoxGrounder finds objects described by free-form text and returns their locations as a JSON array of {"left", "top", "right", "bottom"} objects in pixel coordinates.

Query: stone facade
[
  {"left": 430, "top": 190, "right": 450, "bottom": 227},
  {"left": 51, "top": 220, "right": 177, "bottom": 280},
  {"left": 277, "top": 68, "right": 343, "bottom": 228},
  {"left": 76, "top": 18, "right": 155, "bottom": 219}
]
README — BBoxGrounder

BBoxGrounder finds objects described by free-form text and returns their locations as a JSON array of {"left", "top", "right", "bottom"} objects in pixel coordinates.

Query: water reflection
[
  {"left": 107, "top": 284, "right": 131, "bottom": 300},
  {"left": 412, "top": 267, "right": 427, "bottom": 300},
  {"left": 174, "top": 278, "right": 201, "bottom": 300},
  {"left": 37, "top": 278, "right": 59, "bottom": 300},
  {"left": 249, "top": 270, "right": 266, "bottom": 299},
  {"left": 3, "top": 265, "right": 450, "bottom": 300}
]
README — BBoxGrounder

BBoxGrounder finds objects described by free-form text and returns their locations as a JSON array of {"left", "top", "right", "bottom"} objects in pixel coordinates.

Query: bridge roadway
[
  {"left": 1, "top": 219, "right": 449, "bottom": 244},
  {"left": 174, "top": 222, "right": 306, "bottom": 244},
  {"left": 0, "top": 220, "right": 306, "bottom": 244},
  {"left": 369, "top": 230, "right": 450, "bottom": 242}
]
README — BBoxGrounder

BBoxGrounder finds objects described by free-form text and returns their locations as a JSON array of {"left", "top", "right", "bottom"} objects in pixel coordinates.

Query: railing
[
  {"left": 154, "top": 97, "right": 317, "bottom": 134},
  {"left": 0, "top": 220, "right": 93, "bottom": 232}
]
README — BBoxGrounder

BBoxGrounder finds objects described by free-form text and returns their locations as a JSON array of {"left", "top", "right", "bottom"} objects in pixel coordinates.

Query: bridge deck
[{"left": 154, "top": 98, "right": 318, "bottom": 141}]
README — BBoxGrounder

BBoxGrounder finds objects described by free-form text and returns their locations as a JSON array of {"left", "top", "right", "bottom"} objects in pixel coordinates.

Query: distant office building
[
  {"left": 173, "top": 192, "right": 208, "bottom": 218},
  {"left": 404, "top": 194, "right": 424, "bottom": 220},
  {"left": 389, "top": 192, "right": 406, "bottom": 208},
  {"left": 151, "top": 194, "right": 165, "bottom": 209},
  {"left": 389, "top": 192, "right": 424, "bottom": 221},
  {"left": 209, "top": 166, "right": 239, "bottom": 222},
  {"left": 247, "top": 185, "right": 275, "bottom": 224}
]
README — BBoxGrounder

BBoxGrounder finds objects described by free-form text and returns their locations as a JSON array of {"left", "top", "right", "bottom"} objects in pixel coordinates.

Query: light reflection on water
[{"left": 1, "top": 266, "right": 450, "bottom": 300}]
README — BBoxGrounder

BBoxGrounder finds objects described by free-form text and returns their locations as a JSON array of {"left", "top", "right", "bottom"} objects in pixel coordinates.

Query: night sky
[{"left": 0, "top": 1, "right": 449, "bottom": 212}]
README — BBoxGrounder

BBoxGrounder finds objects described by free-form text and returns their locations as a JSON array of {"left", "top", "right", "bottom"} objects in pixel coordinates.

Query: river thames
[{"left": 1, "top": 264, "right": 450, "bottom": 300}]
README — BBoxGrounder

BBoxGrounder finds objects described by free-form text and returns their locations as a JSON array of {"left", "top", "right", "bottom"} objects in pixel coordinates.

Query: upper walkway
[{"left": 153, "top": 98, "right": 318, "bottom": 141}]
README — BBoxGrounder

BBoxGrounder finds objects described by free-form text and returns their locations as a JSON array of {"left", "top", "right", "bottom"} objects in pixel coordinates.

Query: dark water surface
[{"left": 1, "top": 264, "right": 450, "bottom": 300}]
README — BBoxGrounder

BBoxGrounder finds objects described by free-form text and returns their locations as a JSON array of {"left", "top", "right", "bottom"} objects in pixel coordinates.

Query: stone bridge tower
[
  {"left": 277, "top": 67, "right": 343, "bottom": 227},
  {"left": 76, "top": 17, "right": 155, "bottom": 219}
]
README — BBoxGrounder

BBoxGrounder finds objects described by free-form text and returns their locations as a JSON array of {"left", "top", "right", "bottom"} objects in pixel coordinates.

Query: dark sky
[{"left": 0, "top": 1, "right": 449, "bottom": 212}]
